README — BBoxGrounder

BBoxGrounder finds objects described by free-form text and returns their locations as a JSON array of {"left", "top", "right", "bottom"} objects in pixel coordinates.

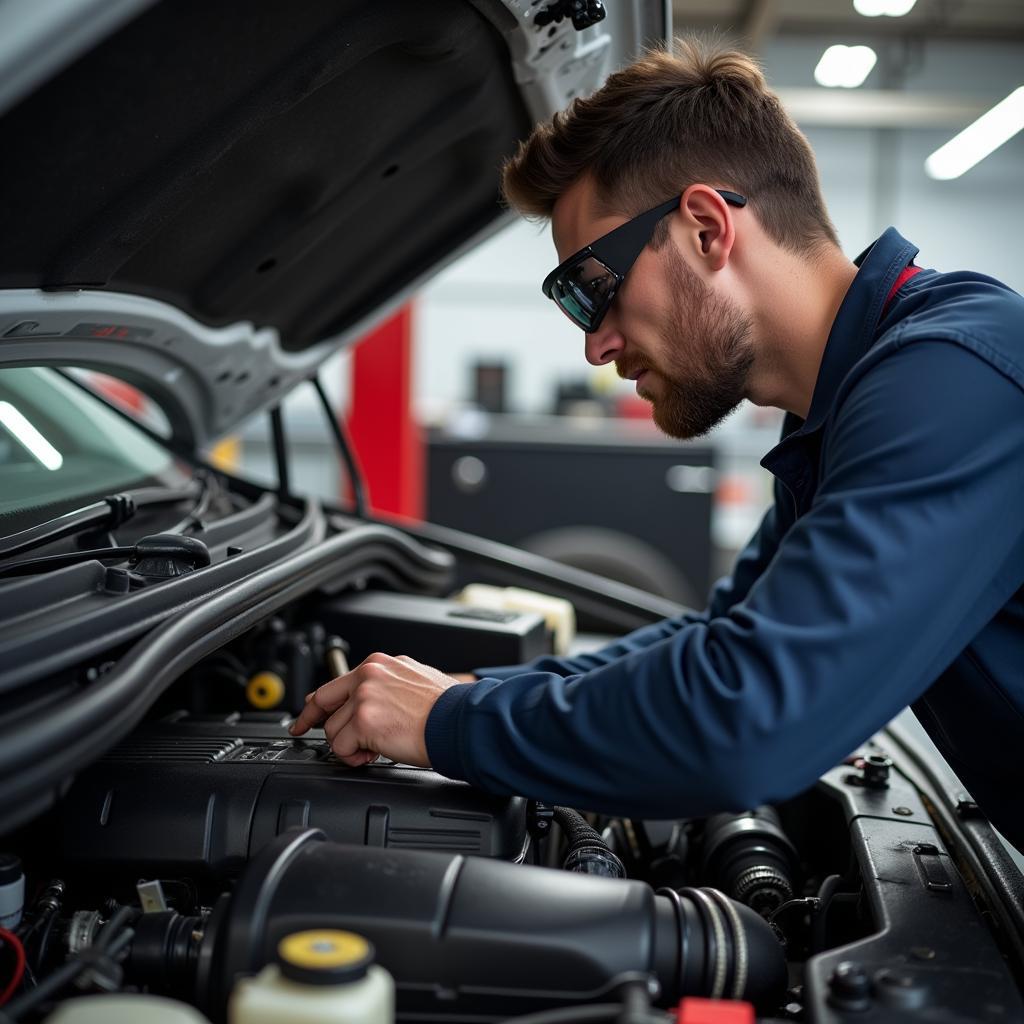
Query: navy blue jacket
[{"left": 425, "top": 228, "right": 1024, "bottom": 850}]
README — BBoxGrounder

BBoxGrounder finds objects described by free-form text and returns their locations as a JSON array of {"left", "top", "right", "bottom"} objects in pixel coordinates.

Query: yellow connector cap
[{"left": 246, "top": 671, "right": 285, "bottom": 709}]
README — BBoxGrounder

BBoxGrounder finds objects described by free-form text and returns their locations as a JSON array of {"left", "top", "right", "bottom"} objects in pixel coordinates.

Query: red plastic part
[
  {"left": 675, "top": 997, "right": 755, "bottom": 1024},
  {"left": 345, "top": 303, "right": 424, "bottom": 520}
]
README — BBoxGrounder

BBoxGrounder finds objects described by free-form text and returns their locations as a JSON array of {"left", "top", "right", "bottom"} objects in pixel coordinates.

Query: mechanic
[{"left": 292, "top": 38, "right": 1024, "bottom": 849}]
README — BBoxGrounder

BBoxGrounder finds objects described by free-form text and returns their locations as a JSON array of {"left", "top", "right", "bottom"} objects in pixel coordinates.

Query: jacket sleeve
[
  {"left": 470, "top": 481, "right": 789, "bottom": 680},
  {"left": 426, "top": 341, "right": 1024, "bottom": 817}
]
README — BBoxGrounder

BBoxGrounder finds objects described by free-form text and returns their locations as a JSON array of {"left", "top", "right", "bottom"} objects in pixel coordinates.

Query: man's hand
[{"left": 289, "top": 653, "right": 461, "bottom": 767}]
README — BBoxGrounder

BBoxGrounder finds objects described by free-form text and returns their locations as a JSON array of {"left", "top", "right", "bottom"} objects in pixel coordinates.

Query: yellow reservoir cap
[
  {"left": 246, "top": 672, "right": 285, "bottom": 709},
  {"left": 277, "top": 931, "right": 375, "bottom": 986}
]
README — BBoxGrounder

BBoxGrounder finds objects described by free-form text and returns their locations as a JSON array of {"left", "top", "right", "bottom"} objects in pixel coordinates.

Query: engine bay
[
  {"left": 0, "top": 484, "right": 1020, "bottom": 1023},
  {"left": 4, "top": 576, "right": 1023, "bottom": 1023}
]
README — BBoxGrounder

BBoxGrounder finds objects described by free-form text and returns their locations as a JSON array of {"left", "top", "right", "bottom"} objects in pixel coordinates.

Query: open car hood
[{"left": 0, "top": 0, "right": 668, "bottom": 449}]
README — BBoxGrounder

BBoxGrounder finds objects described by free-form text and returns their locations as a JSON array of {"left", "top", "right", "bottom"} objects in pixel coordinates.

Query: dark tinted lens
[{"left": 553, "top": 256, "right": 617, "bottom": 331}]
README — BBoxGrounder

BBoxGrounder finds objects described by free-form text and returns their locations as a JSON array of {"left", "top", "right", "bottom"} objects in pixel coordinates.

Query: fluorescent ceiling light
[
  {"left": 0, "top": 401, "right": 63, "bottom": 470},
  {"left": 854, "top": 0, "right": 917, "bottom": 16},
  {"left": 926, "top": 86, "right": 1024, "bottom": 179},
  {"left": 814, "top": 45, "right": 877, "bottom": 89}
]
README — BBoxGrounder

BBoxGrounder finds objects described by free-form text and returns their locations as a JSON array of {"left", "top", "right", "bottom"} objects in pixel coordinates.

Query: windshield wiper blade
[
  {"left": 0, "top": 494, "right": 136, "bottom": 560},
  {"left": 0, "top": 543, "right": 135, "bottom": 578},
  {"left": 0, "top": 484, "right": 201, "bottom": 560},
  {"left": 0, "top": 534, "right": 211, "bottom": 580}
]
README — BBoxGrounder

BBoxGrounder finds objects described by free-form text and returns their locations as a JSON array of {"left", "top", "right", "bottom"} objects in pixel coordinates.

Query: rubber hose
[{"left": 554, "top": 807, "right": 626, "bottom": 878}]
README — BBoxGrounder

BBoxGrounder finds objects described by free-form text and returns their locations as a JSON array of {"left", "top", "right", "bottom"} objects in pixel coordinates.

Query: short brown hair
[{"left": 502, "top": 36, "right": 837, "bottom": 254}]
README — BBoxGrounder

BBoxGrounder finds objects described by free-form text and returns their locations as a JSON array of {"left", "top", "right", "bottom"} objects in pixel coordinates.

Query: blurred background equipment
[{"left": 427, "top": 417, "right": 715, "bottom": 606}]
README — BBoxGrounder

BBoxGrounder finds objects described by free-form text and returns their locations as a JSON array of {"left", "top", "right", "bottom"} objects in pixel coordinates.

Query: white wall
[{"left": 415, "top": 221, "right": 586, "bottom": 419}]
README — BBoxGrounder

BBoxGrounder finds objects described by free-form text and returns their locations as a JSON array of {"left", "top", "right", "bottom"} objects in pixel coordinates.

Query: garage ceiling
[{"left": 673, "top": 0, "right": 1024, "bottom": 49}]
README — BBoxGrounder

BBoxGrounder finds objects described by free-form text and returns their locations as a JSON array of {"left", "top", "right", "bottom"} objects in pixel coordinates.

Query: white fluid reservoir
[
  {"left": 229, "top": 929, "right": 394, "bottom": 1024},
  {"left": 44, "top": 995, "right": 212, "bottom": 1023}
]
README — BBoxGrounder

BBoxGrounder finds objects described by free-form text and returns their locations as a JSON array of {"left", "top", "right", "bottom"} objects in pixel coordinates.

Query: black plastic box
[{"left": 318, "top": 591, "right": 549, "bottom": 671}]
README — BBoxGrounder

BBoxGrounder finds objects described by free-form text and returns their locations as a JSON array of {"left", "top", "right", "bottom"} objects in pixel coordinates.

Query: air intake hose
[
  {"left": 197, "top": 830, "right": 786, "bottom": 1020},
  {"left": 700, "top": 806, "right": 799, "bottom": 918}
]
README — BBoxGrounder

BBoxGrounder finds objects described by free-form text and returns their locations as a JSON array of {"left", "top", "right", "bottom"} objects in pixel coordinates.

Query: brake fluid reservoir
[
  {"left": 228, "top": 930, "right": 394, "bottom": 1024},
  {"left": 44, "top": 995, "right": 211, "bottom": 1022}
]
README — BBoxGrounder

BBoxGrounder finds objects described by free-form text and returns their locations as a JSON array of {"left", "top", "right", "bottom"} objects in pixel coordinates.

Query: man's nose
[{"left": 584, "top": 324, "right": 625, "bottom": 366}]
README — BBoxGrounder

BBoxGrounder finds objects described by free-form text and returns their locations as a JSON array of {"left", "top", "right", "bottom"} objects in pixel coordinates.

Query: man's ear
[{"left": 677, "top": 185, "right": 737, "bottom": 272}]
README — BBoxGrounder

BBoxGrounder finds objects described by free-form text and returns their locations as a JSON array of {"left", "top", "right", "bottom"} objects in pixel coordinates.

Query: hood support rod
[
  {"left": 313, "top": 375, "right": 367, "bottom": 518},
  {"left": 269, "top": 405, "right": 290, "bottom": 497}
]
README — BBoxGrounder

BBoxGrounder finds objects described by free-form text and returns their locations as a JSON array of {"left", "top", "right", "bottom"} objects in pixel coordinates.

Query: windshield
[{"left": 0, "top": 367, "right": 189, "bottom": 518}]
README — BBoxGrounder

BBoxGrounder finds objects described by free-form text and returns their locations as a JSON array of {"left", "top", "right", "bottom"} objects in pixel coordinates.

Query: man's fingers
[
  {"left": 290, "top": 695, "right": 335, "bottom": 735},
  {"left": 329, "top": 713, "right": 377, "bottom": 763},
  {"left": 289, "top": 674, "right": 357, "bottom": 735},
  {"left": 324, "top": 699, "right": 357, "bottom": 746},
  {"left": 289, "top": 652, "right": 444, "bottom": 768},
  {"left": 337, "top": 748, "right": 378, "bottom": 768}
]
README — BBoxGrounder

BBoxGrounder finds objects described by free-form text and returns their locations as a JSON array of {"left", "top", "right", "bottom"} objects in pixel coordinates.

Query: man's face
[{"left": 550, "top": 178, "right": 755, "bottom": 440}]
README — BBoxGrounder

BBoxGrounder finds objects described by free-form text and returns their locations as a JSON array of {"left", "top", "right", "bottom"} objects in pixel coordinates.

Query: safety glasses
[{"left": 541, "top": 189, "right": 747, "bottom": 333}]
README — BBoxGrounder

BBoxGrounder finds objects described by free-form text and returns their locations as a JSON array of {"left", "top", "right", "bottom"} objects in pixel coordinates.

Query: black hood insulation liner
[{"left": 0, "top": 0, "right": 530, "bottom": 351}]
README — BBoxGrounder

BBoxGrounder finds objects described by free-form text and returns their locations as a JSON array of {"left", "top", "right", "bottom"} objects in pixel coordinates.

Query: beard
[{"left": 618, "top": 243, "right": 755, "bottom": 440}]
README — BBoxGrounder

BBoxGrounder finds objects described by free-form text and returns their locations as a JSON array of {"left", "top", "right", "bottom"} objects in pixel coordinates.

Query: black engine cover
[{"left": 59, "top": 711, "right": 527, "bottom": 878}]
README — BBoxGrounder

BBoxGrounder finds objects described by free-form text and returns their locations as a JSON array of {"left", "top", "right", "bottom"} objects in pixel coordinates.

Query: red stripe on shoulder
[{"left": 883, "top": 264, "right": 923, "bottom": 316}]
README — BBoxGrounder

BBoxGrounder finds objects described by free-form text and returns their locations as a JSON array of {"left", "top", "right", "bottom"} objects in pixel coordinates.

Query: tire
[{"left": 521, "top": 526, "right": 697, "bottom": 606}]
